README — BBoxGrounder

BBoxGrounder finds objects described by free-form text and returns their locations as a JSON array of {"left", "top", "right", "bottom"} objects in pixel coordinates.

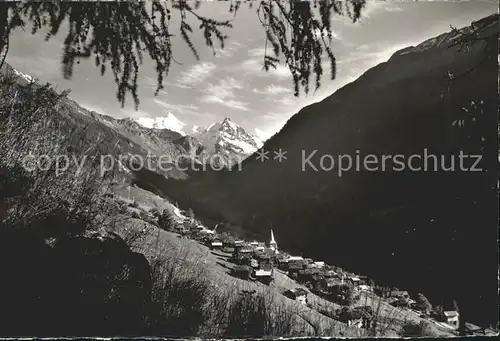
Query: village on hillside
[{"left": 116, "top": 193, "right": 495, "bottom": 337}]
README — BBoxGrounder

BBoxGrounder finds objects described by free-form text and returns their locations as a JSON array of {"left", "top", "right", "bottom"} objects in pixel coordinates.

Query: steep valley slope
[{"left": 133, "top": 15, "right": 499, "bottom": 327}]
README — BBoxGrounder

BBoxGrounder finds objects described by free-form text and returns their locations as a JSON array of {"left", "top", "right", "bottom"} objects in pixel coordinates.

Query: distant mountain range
[
  {"left": 134, "top": 113, "right": 199, "bottom": 135},
  {"left": 1, "top": 64, "right": 262, "bottom": 177},
  {"left": 131, "top": 114, "right": 263, "bottom": 168},
  {"left": 191, "top": 117, "right": 263, "bottom": 165},
  {"left": 132, "top": 14, "right": 499, "bottom": 328}
]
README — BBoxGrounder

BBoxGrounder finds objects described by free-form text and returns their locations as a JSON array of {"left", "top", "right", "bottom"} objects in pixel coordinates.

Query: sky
[{"left": 6, "top": 0, "right": 498, "bottom": 140}]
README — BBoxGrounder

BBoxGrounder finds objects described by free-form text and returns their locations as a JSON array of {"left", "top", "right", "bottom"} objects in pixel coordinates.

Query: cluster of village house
[{"left": 169, "top": 217, "right": 465, "bottom": 332}]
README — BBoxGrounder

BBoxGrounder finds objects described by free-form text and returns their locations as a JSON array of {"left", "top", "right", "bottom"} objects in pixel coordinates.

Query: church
[{"left": 269, "top": 229, "right": 279, "bottom": 254}]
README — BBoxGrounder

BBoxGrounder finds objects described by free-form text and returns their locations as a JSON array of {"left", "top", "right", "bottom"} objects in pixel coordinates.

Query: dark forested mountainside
[{"left": 133, "top": 14, "right": 499, "bottom": 327}]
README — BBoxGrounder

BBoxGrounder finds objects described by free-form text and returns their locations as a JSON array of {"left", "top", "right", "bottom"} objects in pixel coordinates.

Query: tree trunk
[{"left": 0, "top": 3, "right": 9, "bottom": 69}]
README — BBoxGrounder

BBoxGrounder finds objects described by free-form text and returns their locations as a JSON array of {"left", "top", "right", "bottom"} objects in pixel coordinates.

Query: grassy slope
[
  {"left": 115, "top": 217, "right": 357, "bottom": 337},
  {"left": 111, "top": 208, "right": 454, "bottom": 338}
]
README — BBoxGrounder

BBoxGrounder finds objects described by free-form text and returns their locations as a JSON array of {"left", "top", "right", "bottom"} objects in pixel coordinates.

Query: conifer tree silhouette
[{"left": 0, "top": 0, "right": 366, "bottom": 108}]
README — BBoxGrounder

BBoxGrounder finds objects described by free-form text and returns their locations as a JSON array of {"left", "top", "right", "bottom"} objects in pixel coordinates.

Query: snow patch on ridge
[{"left": 135, "top": 113, "right": 187, "bottom": 135}]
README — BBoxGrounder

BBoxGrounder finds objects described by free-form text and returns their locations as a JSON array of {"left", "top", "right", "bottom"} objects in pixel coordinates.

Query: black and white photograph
[{"left": 0, "top": 0, "right": 498, "bottom": 338}]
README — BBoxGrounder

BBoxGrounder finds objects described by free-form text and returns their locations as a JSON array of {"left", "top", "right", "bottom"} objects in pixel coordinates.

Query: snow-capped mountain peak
[
  {"left": 221, "top": 117, "right": 238, "bottom": 132},
  {"left": 122, "top": 113, "right": 262, "bottom": 166},
  {"left": 192, "top": 117, "right": 262, "bottom": 158},
  {"left": 135, "top": 113, "right": 187, "bottom": 135}
]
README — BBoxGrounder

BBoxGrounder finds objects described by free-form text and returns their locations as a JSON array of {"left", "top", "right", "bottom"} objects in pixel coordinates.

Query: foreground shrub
[
  {"left": 0, "top": 228, "right": 152, "bottom": 336},
  {"left": 225, "top": 290, "right": 296, "bottom": 338},
  {"left": 328, "top": 283, "right": 356, "bottom": 306},
  {"left": 146, "top": 250, "right": 211, "bottom": 336},
  {"left": 400, "top": 320, "right": 436, "bottom": 337},
  {"left": 0, "top": 72, "right": 152, "bottom": 336},
  {"left": 157, "top": 209, "right": 177, "bottom": 231}
]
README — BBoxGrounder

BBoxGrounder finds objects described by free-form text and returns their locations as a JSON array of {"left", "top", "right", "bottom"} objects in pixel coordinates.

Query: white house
[
  {"left": 444, "top": 311, "right": 460, "bottom": 330},
  {"left": 192, "top": 225, "right": 204, "bottom": 232},
  {"left": 347, "top": 318, "right": 364, "bottom": 328},
  {"left": 349, "top": 277, "right": 361, "bottom": 286},
  {"left": 312, "top": 261, "right": 325, "bottom": 268},
  {"left": 358, "top": 284, "right": 372, "bottom": 292},
  {"left": 210, "top": 240, "right": 223, "bottom": 249},
  {"left": 255, "top": 268, "right": 273, "bottom": 277},
  {"left": 200, "top": 228, "right": 215, "bottom": 235},
  {"left": 284, "top": 288, "right": 308, "bottom": 305}
]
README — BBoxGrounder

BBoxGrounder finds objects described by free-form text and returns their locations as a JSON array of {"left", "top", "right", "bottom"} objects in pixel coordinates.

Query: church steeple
[{"left": 270, "top": 229, "right": 278, "bottom": 253}]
